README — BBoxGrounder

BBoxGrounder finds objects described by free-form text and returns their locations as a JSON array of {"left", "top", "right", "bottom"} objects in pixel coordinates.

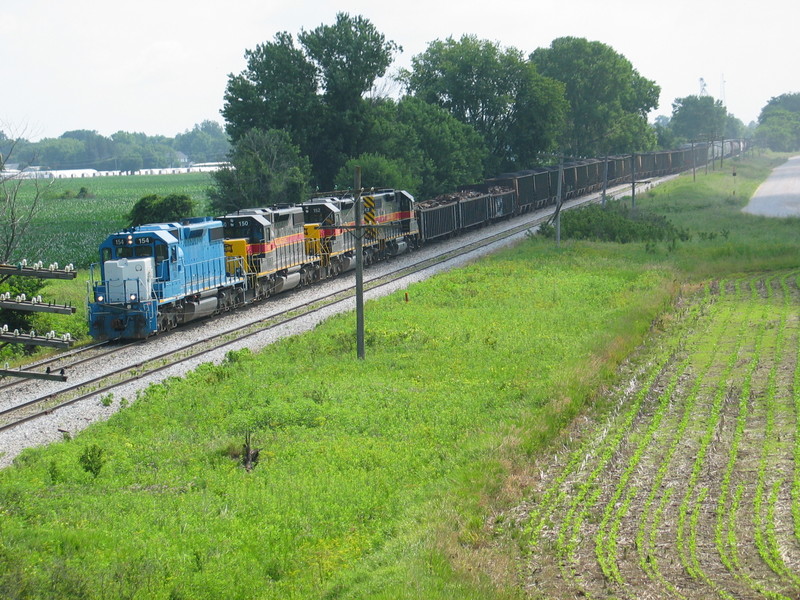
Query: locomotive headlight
[
  {"left": 127, "top": 234, "right": 133, "bottom": 244},
  {"left": 129, "top": 293, "right": 138, "bottom": 302},
  {"left": 96, "top": 295, "right": 104, "bottom": 302}
]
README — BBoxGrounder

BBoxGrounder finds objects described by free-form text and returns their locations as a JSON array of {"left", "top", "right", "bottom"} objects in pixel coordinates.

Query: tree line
[
  {"left": 209, "top": 13, "right": 765, "bottom": 214},
  {"left": 6, "top": 12, "right": 795, "bottom": 217},
  {"left": 0, "top": 121, "right": 230, "bottom": 172}
]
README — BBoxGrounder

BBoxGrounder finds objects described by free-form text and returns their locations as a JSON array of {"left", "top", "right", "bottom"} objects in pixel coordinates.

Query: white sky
[{"left": 3, "top": 0, "right": 796, "bottom": 141}]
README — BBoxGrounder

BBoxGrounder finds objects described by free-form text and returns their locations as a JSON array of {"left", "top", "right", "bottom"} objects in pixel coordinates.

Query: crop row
[{"left": 523, "top": 272, "right": 800, "bottom": 599}]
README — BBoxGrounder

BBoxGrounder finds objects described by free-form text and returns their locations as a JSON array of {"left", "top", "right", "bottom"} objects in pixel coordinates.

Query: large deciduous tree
[
  {"left": 208, "top": 129, "right": 311, "bottom": 215},
  {"left": 670, "top": 95, "right": 728, "bottom": 141},
  {"left": 755, "top": 93, "right": 800, "bottom": 151},
  {"left": 222, "top": 31, "right": 321, "bottom": 147},
  {"left": 341, "top": 96, "right": 487, "bottom": 197},
  {"left": 221, "top": 13, "right": 400, "bottom": 189},
  {"left": 759, "top": 93, "right": 800, "bottom": 123},
  {"left": 755, "top": 109, "right": 800, "bottom": 151},
  {"left": 173, "top": 121, "right": 231, "bottom": 163},
  {"left": 403, "top": 35, "right": 567, "bottom": 174},
  {"left": 531, "top": 37, "right": 659, "bottom": 156}
]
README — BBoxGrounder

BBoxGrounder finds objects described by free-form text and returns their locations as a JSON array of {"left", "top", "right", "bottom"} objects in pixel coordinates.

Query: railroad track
[
  {"left": 0, "top": 340, "right": 141, "bottom": 394},
  {"left": 0, "top": 179, "right": 645, "bottom": 435}
]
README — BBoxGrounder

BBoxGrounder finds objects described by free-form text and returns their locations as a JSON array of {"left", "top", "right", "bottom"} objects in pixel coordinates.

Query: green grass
[
  {"left": 0, "top": 240, "right": 676, "bottom": 599},
  {"left": 634, "top": 153, "right": 800, "bottom": 275},
  {"left": 2, "top": 152, "right": 800, "bottom": 599}
]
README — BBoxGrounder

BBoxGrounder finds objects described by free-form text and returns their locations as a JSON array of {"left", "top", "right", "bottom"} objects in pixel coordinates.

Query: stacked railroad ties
[
  {"left": 87, "top": 142, "right": 744, "bottom": 342},
  {"left": 0, "top": 261, "right": 78, "bottom": 381}
]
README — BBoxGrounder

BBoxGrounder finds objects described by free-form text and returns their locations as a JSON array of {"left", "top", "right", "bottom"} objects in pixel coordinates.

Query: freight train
[{"left": 88, "top": 142, "right": 743, "bottom": 340}]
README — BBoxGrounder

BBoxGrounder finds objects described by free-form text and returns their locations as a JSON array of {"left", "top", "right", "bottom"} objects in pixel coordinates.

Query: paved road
[{"left": 743, "top": 155, "right": 800, "bottom": 217}]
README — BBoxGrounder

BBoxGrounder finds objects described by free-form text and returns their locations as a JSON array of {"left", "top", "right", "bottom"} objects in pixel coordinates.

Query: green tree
[
  {"left": 670, "top": 95, "right": 728, "bottom": 141},
  {"left": 298, "top": 14, "right": 399, "bottom": 112},
  {"left": 128, "top": 194, "right": 195, "bottom": 227},
  {"left": 222, "top": 14, "right": 400, "bottom": 188},
  {"left": 755, "top": 93, "right": 800, "bottom": 151},
  {"left": 334, "top": 153, "right": 419, "bottom": 192},
  {"left": 531, "top": 37, "right": 659, "bottom": 155},
  {"left": 724, "top": 114, "right": 746, "bottom": 139},
  {"left": 758, "top": 93, "right": 800, "bottom": 123},
  {"left": 394, "top": 97, "right": 486, "bottom": 196},
  {"left": 209, "top": 128, "right": 311, "bottom": 214},
  {"left": 222, "top": 31, "right": 321, "bottom": 146},
  {"left": 355, "top": 97, "right": 486, "bottom": 198},
  {"left": 36, "top": 137, "right": 85, "bottom": 170},
  {"left": 652, "top": 115, "right": 679, "bottom": 150},
  {"left": 755, "top": 109, "right": 800, "bottom": 151},
  {"left": 404, "top": 35, "right": 566, "bottom": 174}
]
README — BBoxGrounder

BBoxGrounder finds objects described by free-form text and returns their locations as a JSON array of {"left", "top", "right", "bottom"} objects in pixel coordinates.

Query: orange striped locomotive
[
  {"left": 302, "top": 189, "right": 419, "bottom": 270},
  {"left": 218, "top": 189, "right": 420, "bottom": 303},
  {"left": 219, "top": 205, "right": 310, "bottom": 300}
]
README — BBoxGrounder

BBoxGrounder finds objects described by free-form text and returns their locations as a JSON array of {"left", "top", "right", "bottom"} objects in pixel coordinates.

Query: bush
[
  {"left": 128, "top": 193, "right": 195, "bottom": 227},
  {"left": 539, "top": 200, "right": 688, "bottom": 244},
  {"left": 78, "top": 444, "right": 105, "bottom": 478}
]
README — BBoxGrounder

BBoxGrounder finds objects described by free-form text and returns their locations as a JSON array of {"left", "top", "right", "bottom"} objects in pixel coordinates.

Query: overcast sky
[{"left": 3, "top": 0, "right": 797, "bottom": 142}]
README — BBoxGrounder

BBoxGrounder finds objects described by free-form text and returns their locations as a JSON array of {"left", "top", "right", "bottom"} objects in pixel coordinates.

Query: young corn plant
[{"left": 676, "top": 277, "right": 756, "bottom": 583}]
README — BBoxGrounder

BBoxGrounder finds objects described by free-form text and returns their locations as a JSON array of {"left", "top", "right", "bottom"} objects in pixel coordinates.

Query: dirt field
[{"left": 518, "top": 273, "right": 800, "bottom": 599}]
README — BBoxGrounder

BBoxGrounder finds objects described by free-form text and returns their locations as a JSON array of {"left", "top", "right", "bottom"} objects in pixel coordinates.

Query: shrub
[
  {"left": 78, "top": 444, "right": 105, "bottom": 478},
  {"left": 539, "top": 200, "right": 688, "bottom": 244}
]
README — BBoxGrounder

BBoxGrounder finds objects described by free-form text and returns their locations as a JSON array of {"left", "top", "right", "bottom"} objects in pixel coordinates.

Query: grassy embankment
[{"left": 1, "top": 152, "right": 798, "bottom": 599}]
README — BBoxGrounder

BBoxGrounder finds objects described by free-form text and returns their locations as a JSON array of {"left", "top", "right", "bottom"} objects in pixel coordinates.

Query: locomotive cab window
[
  {"left": 155, "top": 244, "right": 168, "bottom": 262},
  {"left": 102, "top": 248, "right": 112, "bottom": 262}
]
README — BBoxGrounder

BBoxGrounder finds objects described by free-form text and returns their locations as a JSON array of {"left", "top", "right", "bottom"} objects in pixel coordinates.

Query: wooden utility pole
[
  {"left": 354, "top": 167, "right": 365, "bottom": 360},
  {"left": 555, "top": 156, "right": 564, "bottom": 246},
  {"left": 631, "top": 152, "right": 637, "bottom": 209}
]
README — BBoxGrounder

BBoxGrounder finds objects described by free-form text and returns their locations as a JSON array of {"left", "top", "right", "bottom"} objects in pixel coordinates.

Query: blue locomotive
[{"left": 88, "top": 217, "right": 246, "bottom": 340}]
